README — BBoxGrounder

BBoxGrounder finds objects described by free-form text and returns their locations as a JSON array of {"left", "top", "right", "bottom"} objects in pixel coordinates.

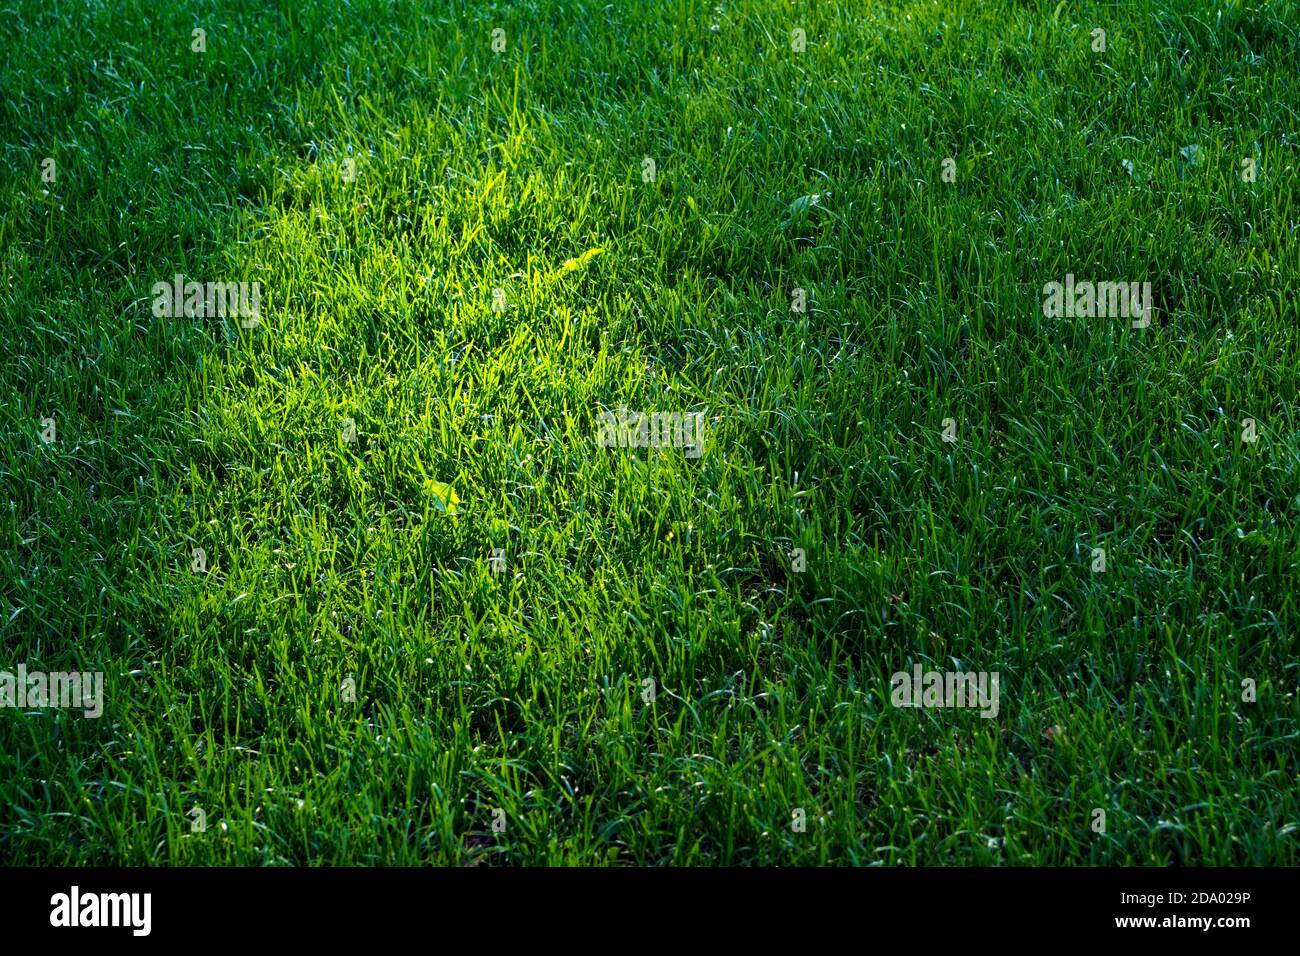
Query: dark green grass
[{"left": 1, "top": 0, "right": 1297, "bottom": 864}]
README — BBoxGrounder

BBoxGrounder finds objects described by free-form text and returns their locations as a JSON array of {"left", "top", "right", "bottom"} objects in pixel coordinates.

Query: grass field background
[{"left": 1, "top": 0, "right": 1297, "bottom": 864}]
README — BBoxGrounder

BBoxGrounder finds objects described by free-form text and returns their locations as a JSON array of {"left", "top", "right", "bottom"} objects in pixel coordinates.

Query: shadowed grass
[{"left": 0, "top": 0, "right": 1296, "bottom": 864}]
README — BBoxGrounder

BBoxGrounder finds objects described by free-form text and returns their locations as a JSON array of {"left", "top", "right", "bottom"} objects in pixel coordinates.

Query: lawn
[{"left": 1, "top": 0, "right": 1296, "bottom": 865}]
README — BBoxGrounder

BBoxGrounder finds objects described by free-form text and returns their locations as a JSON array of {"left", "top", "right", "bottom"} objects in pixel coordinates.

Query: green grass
[{"left": 1, "top": 0, "right": 1297, "bottom": 865}]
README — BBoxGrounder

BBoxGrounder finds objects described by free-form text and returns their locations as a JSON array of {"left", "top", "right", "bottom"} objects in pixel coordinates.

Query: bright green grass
[{"left": 1, "top": 0, "right": 1297, "bottom": 865}]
